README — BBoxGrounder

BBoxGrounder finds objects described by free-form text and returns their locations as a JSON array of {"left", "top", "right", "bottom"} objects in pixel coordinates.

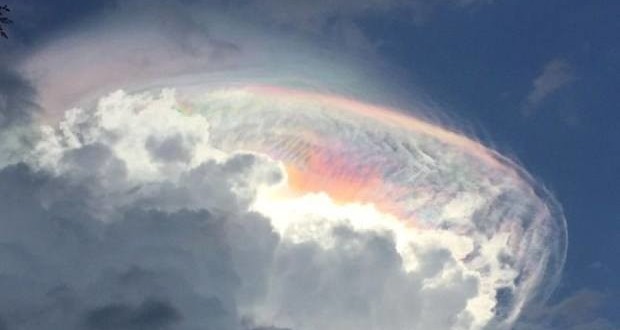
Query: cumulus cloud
[
  {"left": 524, "top": 58, "right": 576, "bottom": 114},
  {"left": 0, "top": 164, "right": 242, "bottom": 330},
  {"left": 251, "top": 226, "right": 478, "bottom": 330},
  {"left": 0, "top": 86, "right": 566, "bottom": 330},
  {"left": 199, "top": 87, "right": 566, "bottom": 329},
  {"left": 0, "top": 90, "right": 281, "bottom": 330}
]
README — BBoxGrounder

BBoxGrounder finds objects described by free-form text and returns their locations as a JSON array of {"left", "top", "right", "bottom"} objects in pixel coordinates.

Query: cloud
[
  {"left": 251, "top": 226, "right": 478, "bottom": 330},
  {"left": 0, "top": 87, "right": 566, "bottom": 330},
  {"left": 0, "top": 162, "right": 270, "bottom": 330},
  {"left": 515, "top": 289, "right": 616, "bottom": 330},
  {"left": 0, "top": 67, "right": 40, "bottom": 167},
  {"left": 0, "top": 68, "right": 38, "bottom": 127},
  {"left": 0, "top": 2, "right": 570, "bottom": 329},
  {"left": 10, "top": 0, "right": 502, "bottom": 115},
  {"left": 83, "top": 299, "right": 181, "bottom": 330},
  {"left": 200, "top": 87, "right": 567, "bottom": 329},
  {"left": 0, "top": 90, "right": 282, "bottom": 329},
  {"left": 524, "top": 58, "right": 576, "bottom": 114},
  {"left": 3, "top": 0, "right": 505, "bottom": 117}
]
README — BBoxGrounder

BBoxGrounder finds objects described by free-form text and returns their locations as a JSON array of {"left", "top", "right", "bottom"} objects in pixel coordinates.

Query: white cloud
[
  {"left": 0, "top": 88, "right": 567, "bottom": 330},
  {"left": 524, "top": 58, "right": 576, "bottom": 114},
  {"left": 0, "top": 89, "right": 285, "bottom": 330}
]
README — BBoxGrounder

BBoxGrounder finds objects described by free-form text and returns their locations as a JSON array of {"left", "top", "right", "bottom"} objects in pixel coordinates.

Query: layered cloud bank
[{"left": 0, "top": 86, "right": 566, "bottom": 330}]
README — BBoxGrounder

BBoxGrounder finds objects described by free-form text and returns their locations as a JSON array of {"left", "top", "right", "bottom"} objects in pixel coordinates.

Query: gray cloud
[
  {"left": 0, "top": 67, "right": 40, "bottom": 166},
  {"left": 524, "top": 58, "right": 576, "bottom": 114},
  {"left": 0, "top": 86, "right": 506, "bottom": 330},
  {"left": 0, "top": 151, "right": 454, "bottom": 330},
  {"left": 0, "top": 68, "right": 38, "bottom": 127},
  {"left": 83, "top": 299, "right": 181, "bottom": 330},
  {"left": 146, "top": 134, "right": 192, "bottom": 163},
  {"left": 0, "top": 66, "right": 40, "bottom": 166},
  {"left": 0, "top": 160, "right": 283, "bottom": 329},
  {"left": 249, "top": 225, "right": 479, "bottom": 330},
  {"left": 0, "top": 90, "right": 402, "bottom": 329}
]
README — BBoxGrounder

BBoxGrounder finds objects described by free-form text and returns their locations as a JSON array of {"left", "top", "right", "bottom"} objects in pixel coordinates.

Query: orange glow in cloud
[
  {"left": 285, "top": 148, "right": 381, "bottom": 204},
  {"left": 279, "top": 141, "right": 412, "bottom": 224}
]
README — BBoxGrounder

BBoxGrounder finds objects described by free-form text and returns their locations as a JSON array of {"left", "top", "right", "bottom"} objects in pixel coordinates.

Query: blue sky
[
  {"left": 361, "top": 0, "right": 620, "bottom": 326},
  {"left": 0, "top": 1, "right": 618, "bottom": 329}
]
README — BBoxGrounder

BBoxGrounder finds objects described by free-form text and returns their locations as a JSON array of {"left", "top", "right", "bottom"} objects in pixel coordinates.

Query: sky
[{"left": 0, "top": 1, "right": 618, "bottom": 330}]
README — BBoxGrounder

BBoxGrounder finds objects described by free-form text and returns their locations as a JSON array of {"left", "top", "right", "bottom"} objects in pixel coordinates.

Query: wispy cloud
[{"left": 523, "top": 58, "right": 576, "bottom": 114}]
